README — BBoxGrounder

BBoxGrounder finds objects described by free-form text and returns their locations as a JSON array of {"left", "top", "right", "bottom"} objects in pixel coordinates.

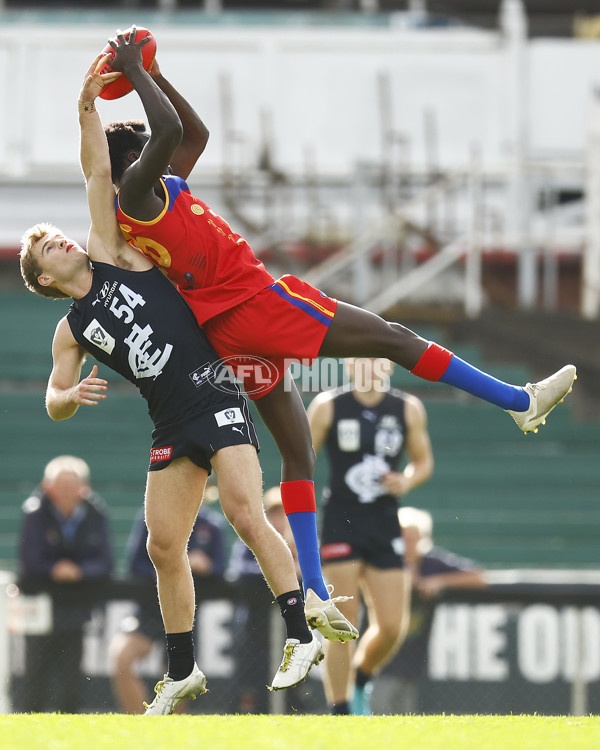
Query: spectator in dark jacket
[{"left": 18, "top": 455, "right": 113, "bottom": 713}]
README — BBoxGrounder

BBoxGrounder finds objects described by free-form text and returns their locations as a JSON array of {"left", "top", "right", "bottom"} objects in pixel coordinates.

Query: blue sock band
[
  {"left": 285, "top": 511, "right": 328, "bottom": 599},
  {"left": 440, "top": 355, "right": 530, "bottom": 411}
]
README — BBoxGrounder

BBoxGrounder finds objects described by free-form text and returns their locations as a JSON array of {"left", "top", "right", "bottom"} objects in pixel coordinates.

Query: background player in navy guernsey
[
  {"left": 18, "top": 55, "right": 324, "bottom": 715},
  {"left": 308, "top": 358, "right": 434, "bottom": 716}
]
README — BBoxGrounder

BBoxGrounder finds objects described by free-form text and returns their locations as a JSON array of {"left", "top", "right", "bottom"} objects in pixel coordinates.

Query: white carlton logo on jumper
[
  {"left": 344, "top": 454, "right": 391, "bottom": 503},
  {"left": 124, "top": 324, "right": 173, "bottom": 380}
]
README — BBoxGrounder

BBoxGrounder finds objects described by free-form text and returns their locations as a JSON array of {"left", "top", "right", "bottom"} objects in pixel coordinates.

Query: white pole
[
  {"left": 353, "top": 164, "right": 371, "bottom": 306},
  {"left": 268, "top": 606, "right": 286, "bottom": 714},
  {"left": 465, "top": 147, "right": 483, "bottom": 318},
  {"left": 500, "top": 0, "right": 535, "bottom": 309},
  {"left": 582, "top": 87, "right": 600, "bottom": 319},
  {"left": 542, "top": 182, "right": 559, "bottom": 311},
  {"left": 570, "top": 609, "right": 588, "bottom": 716},
  {"left": 0, "top": 573, "right": 15, "bottom": 714}
]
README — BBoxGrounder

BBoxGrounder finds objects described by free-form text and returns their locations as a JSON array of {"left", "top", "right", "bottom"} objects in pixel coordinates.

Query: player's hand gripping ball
[{"left": 98, "top": 26, "right": 156, "bottom": 100}]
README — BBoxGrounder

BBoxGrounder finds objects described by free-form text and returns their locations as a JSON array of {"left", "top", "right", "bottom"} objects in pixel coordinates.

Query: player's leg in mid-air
[
  {"left": 319, "top": 301, "right": 576, "bottom": 434},
  {"left": 254, "top": 379, "right": 359, "bottom": 643},
  {"left": 211, "top": 443, "right": 324, "bottom": 690}
]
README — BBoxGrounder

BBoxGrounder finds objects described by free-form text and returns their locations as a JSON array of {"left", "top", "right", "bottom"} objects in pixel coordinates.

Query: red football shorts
[{"left": 203, "top": 274, "right": 338, "bottom": 400}]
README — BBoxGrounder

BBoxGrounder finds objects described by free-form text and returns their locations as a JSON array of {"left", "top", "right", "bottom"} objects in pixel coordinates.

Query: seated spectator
[
  {"left": 18, "top": 455, "right": 113, "bottom": 713},
  {"left": 109, "top": 500, "right": 226, "bottom": 714},
  {"left": 372, "top": 506, "right": 487, "bottom": 714}
]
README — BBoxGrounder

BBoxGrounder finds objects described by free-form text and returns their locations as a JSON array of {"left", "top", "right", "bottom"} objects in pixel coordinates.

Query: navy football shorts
[
  {"left": 148, "top": 400, "right": 258, "bottom": 473},
  {"left": 320, "top": 499, "right": 404, "bottom": 570}
]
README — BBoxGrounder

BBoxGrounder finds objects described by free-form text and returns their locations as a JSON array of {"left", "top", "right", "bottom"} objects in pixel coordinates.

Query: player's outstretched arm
[
  {"left": 79, "top": 53, "right": 121, "bottom": 185},
  {"left": 79, "top": 55, "right": 152, "bottom": 269},
  {"left": 46, "top": 317, "right": 108, "bottom": 421},
  {"left": 149, "top": 58, "right": 209, "bottom": 179},
  {"left": 107, "top": 29, "right": 183, "bottom": 206},
  {"left": 79, "top": 54, "right": 128, "bottom": 262}
]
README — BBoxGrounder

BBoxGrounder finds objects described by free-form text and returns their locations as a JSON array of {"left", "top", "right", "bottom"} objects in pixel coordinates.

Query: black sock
[
  {"left": 355, "top": 667, "right": 372, "bottom": 688},
  {"left": 165, "top": 630, "right": 195, "bottom": 681},
  {"left": 332, "top": 701, "right": 350, "bottom": 715},
  {"left": 276, "top": 590, "right": 312, "bottom": 643}
]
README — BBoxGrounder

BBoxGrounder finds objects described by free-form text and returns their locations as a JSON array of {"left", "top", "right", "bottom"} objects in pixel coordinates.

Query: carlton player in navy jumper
[
  {"left": 18, "top": 55, "right": 324, "bottom": 715},
  {"left": 308, "top": 358, "right": 434, "bottom": 715}
]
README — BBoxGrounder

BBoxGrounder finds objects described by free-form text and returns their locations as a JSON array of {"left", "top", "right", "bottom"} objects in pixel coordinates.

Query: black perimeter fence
[{"left": 2, "top": 573, "right": 600, "bottom": 715}]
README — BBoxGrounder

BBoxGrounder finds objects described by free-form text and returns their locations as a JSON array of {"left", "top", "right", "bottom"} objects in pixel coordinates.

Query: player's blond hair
[{"left": 19, "top": 222, "right": 70, "bottom": 299}]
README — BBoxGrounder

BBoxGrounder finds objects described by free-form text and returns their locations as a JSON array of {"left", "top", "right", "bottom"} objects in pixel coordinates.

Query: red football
[{"left": 98, "top": 26, "right": 156, "bottom": 100}]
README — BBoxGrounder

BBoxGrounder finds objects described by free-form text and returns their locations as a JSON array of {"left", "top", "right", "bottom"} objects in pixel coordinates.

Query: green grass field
[{"left": 1, "top": 714, "right": 600, "bottom": 750}]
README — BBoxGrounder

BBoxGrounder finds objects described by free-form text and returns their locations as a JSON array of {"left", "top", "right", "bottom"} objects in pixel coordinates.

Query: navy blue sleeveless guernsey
[
  {"left": 323, "top": 388, "right": 407, "bottom": 508},
  {"left": 67, "top": 262, "right": 241, "bottom": 428}
]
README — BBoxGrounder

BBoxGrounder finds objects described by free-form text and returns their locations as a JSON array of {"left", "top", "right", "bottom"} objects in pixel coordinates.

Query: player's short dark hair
[{"left": 104, "top": 120, "right": 148, "bottom": 184}]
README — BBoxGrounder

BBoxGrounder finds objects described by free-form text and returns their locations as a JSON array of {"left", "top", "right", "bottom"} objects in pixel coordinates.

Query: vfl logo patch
[
  {"left": 337, "top": 419, "right": 360, "bottom": 452},
  {"left": 83, "top": 319, "right": 115, "bottom": 355},
  {"left": 214, "top": 407, "right": 244, "bottom": 427},
  {"left": 150, "top": 446, "right": 173, "bottom": 463},
  {"left": 189, "top": 363, "right": 214, "bottom": 388}
]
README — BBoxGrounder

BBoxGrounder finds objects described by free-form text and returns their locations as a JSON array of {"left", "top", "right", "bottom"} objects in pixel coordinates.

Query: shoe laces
[
  {"left": 279, "top": 641, "right": 298, "bottom": 673},
  {"left": 142, "top": 678, "right": 167, "bottom": 709},
  {"left": 326, "top": 583, "right": 353, "bottom": 605}
]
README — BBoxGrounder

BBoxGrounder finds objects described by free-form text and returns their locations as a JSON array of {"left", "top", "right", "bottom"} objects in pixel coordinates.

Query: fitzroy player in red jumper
[{"left": 100, "top": 30, "right": 576, "bottom": 641}]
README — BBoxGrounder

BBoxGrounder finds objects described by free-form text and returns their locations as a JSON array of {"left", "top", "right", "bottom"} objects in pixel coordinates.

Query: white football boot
[
  {"left": 507, "top": 364, "right": 576, "bottom": 434},
  {"left": 270, "top": 632, "right": 324, "bottom": 691},
  {"left": 304, "top": 585, "right": 359, "bottom": 642},
  {"left": 143, "top": 663, "right": 207, "bottom": 715}
]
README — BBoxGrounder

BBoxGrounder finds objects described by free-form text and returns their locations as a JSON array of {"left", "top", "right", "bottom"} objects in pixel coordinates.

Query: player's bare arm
[
  {"left": 149, "top": 57, "right": 209, "bottom": 179},
  {"left": 46, "top": 317, "right": 108, "bottom": 421},
  {"left": 107, "top": 30, "right": 183, "bottom": 218},
  {"left": 79, "top": 55, "right": 152, "bottom": 272},
  {"left": 381, "top": 394, "right": 434, "bottom": 496},
  {"left": 306, "top": 391, "right": 335, "bottom": 454}
]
